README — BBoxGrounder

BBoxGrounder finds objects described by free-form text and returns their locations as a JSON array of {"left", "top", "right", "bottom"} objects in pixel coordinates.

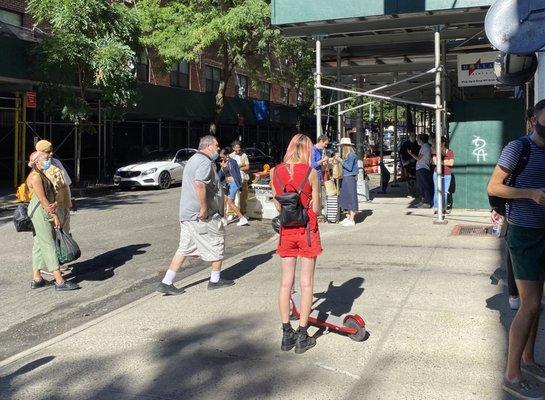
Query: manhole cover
[{"left": 451, "top": 224, "right": 494, "bottom": 236}]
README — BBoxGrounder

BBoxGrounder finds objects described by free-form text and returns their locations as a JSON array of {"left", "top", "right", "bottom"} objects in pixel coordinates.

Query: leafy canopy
[{"left": 28, "top": 0, "right": 141, "bottom": 122}]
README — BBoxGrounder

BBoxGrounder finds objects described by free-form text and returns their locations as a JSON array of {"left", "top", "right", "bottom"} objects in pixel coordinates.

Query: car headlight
[
  {"left": 141, "top": 168, "right": 157, "bottom": 176},
  {"left": 114, "top": 169, "right": 121, "bottom": 176}
]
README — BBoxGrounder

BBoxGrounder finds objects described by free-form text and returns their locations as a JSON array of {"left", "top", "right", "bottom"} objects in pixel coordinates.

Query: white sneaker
[
  {"left": 227, "top": 215, "right": 235, "bottom": 222},
  {"left": 221, "top": 218, "right": 228, "bottom": 226},
  {"left": 509, "top": 296, "right": 520, "bottom": 310},
  {"left": 343, "top": 219, "right": 355, "bottom": 227},
  {"left": 237, "top": 216, "right": 249, "bottom": 226}
]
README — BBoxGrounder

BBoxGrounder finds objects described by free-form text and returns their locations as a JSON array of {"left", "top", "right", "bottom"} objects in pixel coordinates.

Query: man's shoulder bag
[{"left": 488, "top": 136, "right": 531, "bottom": 216}]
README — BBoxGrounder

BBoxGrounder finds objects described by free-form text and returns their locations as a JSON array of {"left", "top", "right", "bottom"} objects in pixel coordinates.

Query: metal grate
[{"left": 451, "top": 224, "right": 494, "bottom": 237}]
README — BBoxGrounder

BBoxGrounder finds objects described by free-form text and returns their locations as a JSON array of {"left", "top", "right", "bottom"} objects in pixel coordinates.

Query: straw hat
[
  {"left": 35, "top": 140, "right": 53, "bottom": 152},
  {"left": 339, "top": 137, "right": 355, "bottom": 146}
]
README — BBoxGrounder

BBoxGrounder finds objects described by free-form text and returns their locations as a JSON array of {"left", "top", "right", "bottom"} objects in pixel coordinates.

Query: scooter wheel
[{"left": 344, "top": 317, "right": 366, "bottom": 342}]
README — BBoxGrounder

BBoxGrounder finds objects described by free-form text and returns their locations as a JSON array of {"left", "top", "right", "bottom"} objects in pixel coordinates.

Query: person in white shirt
[{"left": 229, "top": 141, "right": 250, "bottom": 219}]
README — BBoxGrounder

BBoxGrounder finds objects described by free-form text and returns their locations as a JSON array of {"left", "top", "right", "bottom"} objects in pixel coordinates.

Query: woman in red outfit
[{"left": 270, "top": 133, "right": 322, "bottom": 354}]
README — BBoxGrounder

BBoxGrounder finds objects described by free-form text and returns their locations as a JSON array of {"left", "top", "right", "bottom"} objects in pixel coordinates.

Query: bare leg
[
  {"left": 279, "top": 257, "right": 296, "bottom": 324},
  {"left": 226, "top": 198, "right": 243, "bottom": 218},
  {"left": 52, "top": 269, "right": 65, "bottom": 285},
  {"left": 299, "top": 257, "right": 317, "bottom": 327},
  {"left": 168, "top": 255, "right": 186, "bottom": 273},
  {"left": 348, "top": 210, "right": 356, "bottom": 221},
  {"left": 210, "top": 260, "right": 222, "bottom": 272},
  {"left": 505, "top": 279, "right": 543, "bottom": 381},
  {"left": 32, "top": 270, "right": 42, "bottom": 281},
  {"left": 522, "top": 280, "right": 544, "bottom": 365}
]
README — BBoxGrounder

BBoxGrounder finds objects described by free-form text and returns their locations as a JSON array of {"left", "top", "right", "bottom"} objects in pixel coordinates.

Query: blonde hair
[
  {"left": 341, "top": 145, "right": 354, "bottom": 159},
  {"left": 283, "top": 133, "right": 312, "bottom": 165}
]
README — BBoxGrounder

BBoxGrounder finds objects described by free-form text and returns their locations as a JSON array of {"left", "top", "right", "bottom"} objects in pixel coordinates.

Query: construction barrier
[{"left": 363, "top": 157, "right": 380, "bottom": 173}]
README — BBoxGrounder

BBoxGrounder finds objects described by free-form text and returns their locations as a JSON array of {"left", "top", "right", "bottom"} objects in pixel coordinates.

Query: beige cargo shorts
[{"left": 176, "top": 214, "right": 225, "bottom": 261}]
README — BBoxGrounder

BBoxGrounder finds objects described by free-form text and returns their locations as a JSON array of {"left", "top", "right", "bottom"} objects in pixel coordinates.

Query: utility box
[{"left": 449, "top": 99, "right": 525, "bottom": 210}]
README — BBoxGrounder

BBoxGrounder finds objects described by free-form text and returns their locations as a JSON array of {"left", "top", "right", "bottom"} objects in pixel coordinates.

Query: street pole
[
  {"left": 379, "top": 101, "right": 384, "bottom": 160},
  {"left": 434, "top": 26, "right": 446, "bottom": 224},
  {"left": 336, "top": 46, "right": 344, "bottom": 140},
  {"left": 392, "top": 104, "right": 399, "bottom": 187},
  {"left": 314, "top": 35, "right": 323, "bottom": 141}
]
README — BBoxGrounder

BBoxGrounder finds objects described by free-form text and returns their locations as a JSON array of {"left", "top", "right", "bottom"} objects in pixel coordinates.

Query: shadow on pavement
[
  {"left": 68, "top": 243, "right": 151, "bottom": 283},
  {"left": 313, "top": 278, "right": 365, "bottom": 319},
  {"left": 75, "top": 192, "right": 158, "bottom": 211},
  {"left": 182, "top": 250, "right": 275, "bottom": 290},
  {"left": 0, "top": 356, "right": 55, "bottom": 384},
  {"left": 355, "top": 210, "right": 373, "bottom": 224},
  {"left": 1, "top": 316, "right": 313, "bottom": 400}
]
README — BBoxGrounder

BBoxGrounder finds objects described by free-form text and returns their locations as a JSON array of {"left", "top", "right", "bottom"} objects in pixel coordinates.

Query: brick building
[{"left": 0, "top": 1, "right": 307, "bottom": 189}]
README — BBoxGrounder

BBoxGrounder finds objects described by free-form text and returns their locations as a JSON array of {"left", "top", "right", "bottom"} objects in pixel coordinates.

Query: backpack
[
  {"left": 13, "top": 202, "right": 39, "bottom": 232},
  {"left": 274, "top": 164, "right": 312, "bottom": 228},
  {"left": 488, "top": 136, "right": 531, "bottom": 216}
]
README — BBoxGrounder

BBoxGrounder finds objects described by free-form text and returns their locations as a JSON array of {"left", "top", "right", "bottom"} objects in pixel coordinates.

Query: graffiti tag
[{"left": 472, "top": 136, "right": 487, "bottom": 163}]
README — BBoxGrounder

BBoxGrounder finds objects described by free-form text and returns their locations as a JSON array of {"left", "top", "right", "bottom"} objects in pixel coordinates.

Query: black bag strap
[
  {"left": 508, "top": 136, "right": 531, "bottom": 187},
  {"left": 274, "top": 163, "right": 312, "bottom": 194}
]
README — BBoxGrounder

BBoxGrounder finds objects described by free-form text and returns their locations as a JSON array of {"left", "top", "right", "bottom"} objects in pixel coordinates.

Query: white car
[{"left": 113, "top": 148, "right": 197, "bottom": 189}]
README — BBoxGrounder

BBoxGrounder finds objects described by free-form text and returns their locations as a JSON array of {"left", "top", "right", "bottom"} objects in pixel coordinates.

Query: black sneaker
[
  {"left": 295, "top": 329, "right": 316, "bottom": 354},
  {"left": 157, "top": 282, "right": 185, "bottom": 296},
  {"left": 54, "top": 281, "right": 80, "bottom": 291},
  {"left": 30, "top": 279, "right": 47, "bottom": 289},
  {"left": 207, "top": 278, "right": 235, "bottom": 290},
  {"left": 281, "top": 326, "right": 297, "bottom": 351}
]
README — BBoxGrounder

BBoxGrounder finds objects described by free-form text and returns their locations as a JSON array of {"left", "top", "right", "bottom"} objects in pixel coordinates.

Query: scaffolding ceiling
[{"left": 276, "top": 6, "right": 493, "bottom": 102}]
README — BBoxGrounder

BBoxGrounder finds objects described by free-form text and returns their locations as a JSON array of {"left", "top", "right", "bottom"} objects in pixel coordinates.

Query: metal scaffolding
[{"left": 313, "top": 27, "right": 447, "bottom": 222}]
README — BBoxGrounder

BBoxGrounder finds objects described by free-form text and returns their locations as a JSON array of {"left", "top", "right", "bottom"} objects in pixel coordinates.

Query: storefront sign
[{"left": 457, "top": 52, "right": 499, "bottom": 87}]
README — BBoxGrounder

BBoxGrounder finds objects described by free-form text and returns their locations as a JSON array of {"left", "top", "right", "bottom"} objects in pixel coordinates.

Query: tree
[
  {"left": 136, "top": 0, "right": 314, "bottom": 130},
  {"left": 28, "top": 0, "right": 141, "bottom": 123}
]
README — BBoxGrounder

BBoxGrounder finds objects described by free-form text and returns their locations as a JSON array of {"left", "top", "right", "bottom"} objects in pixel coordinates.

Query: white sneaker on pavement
[
  {"left": 343, "top": 220, "right": 355, "bottom": 227},
  {"left": 237, "top": 216, "right": 249, "bottom": 226},
  {"left": 227, "top": 215, "right": 235, "bottom": 222}
]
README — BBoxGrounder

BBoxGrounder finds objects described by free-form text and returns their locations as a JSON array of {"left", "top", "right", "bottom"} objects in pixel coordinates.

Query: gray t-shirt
[
  {"left": 416, "top": 143, "right": 432, "bottom": 170},
  {"left": 179, "top": 152, "right": 222, "bottom": 221}
]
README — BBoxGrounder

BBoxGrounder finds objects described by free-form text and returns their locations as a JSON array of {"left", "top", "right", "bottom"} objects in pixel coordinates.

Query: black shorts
[{"left": 506, "top": 224, "right": 545, "bottom": 281}]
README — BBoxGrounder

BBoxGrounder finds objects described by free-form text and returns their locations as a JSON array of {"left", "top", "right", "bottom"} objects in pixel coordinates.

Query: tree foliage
[
  {"left": 28, "top": 0, "right": 141, "bottom": 122},
  {"left": 136, "top": 0, "right": 314, "bottom": 127}
]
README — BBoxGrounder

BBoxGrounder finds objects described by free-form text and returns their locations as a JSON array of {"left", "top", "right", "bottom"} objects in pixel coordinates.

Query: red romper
[{"left": 273, "top": 163, "right": 323, "bottom": 258}]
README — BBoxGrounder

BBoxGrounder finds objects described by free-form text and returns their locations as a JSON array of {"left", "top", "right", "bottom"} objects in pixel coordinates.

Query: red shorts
[{"left": 277, "top": 223, "right": 322, "bottom": 258}]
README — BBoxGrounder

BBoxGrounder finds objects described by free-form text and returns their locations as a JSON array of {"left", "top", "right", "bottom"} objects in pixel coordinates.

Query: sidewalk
[{"left": 0, "top": 185, "right": 535, "bottom": 399}]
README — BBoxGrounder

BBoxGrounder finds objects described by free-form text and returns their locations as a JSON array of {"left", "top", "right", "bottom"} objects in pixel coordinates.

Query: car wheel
[{"left": 158, "top": 171, "right": 171, "bottom": 190}]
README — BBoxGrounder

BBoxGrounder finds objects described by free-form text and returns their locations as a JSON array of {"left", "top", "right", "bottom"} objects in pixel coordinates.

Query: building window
[
  {"left": 280, "top": 87, "right": 290, "bottom": 104},
  {"left": 170, "top": 61, "right": 189, "bottom": 89},
  {"left": 260, "top": 81, "right": 271, "bottom": 101},
  {"left": 205, "top": 65, "right": 221, "bottom": 94},
  {"left": 235, "top": 74, "right": 248, "bottom": 99},
  {"left": 136, "top": 53, "right": 149, "bottom": 82},
  {"left": 0, "top": 9, "right": 23, "bottom": 26}
]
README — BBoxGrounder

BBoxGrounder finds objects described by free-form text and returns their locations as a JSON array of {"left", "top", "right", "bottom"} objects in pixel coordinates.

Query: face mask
[
  {"left": 42, "top": 159, "right": 51, "bottom": 171},
  {"left": 211, "top": 152, "right": 219, "bottom": 161},
  {"left": 535, "top": 121, "right": 545, "bottom": 139}
]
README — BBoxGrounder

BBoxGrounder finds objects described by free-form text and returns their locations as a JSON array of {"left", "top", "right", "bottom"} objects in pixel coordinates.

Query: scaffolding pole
[
  {"left": 434, "top": 26, "right": 445, "bottom": 224},
  {"left": 314, "top": 35, "right": 323, "bottom": 140}
]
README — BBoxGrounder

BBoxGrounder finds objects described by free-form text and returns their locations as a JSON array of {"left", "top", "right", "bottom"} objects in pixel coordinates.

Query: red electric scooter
[{"left": 290, "top": 291, "right": 367, "bottom": 341}]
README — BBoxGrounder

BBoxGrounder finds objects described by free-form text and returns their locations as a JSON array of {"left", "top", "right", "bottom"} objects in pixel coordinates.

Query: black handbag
[
  {"left": 13, "top": 203, "right": 38, "bottom": 232},
  {"left": 54, "top": 228, "right": 81, "bottom": 264}
]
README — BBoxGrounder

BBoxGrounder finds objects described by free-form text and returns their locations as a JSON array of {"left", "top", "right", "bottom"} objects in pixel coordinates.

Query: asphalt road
[{"left": 0, "top": 186, "right": 274, "bottom": 361}]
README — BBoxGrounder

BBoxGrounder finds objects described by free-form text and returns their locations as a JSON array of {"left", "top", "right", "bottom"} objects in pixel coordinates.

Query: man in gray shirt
[{"left": 157, "top": 135, "right": 234, "bottom": 295}]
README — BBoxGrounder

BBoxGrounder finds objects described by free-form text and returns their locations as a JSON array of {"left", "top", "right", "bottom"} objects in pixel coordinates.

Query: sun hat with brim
[{"left": 339, "top": 137, "right": 355, "bottom": 146}]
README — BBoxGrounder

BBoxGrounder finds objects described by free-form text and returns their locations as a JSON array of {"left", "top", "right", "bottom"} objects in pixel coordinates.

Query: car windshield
[{"left": 142, "top": 151, "right": 175, "bottom": 162}]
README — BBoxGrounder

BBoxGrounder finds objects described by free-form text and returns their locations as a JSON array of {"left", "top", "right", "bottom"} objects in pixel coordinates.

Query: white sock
[
  {"left": 162, "top": 269, "right": 177, "bottom": 285},
  {"left": 210, "top": 271, "right": 220, "bottom": 283}
]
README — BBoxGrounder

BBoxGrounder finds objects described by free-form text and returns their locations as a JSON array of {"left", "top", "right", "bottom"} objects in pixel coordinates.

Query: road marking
[{"left": 314, "top": 362, "right": 361, "bottom": 380}]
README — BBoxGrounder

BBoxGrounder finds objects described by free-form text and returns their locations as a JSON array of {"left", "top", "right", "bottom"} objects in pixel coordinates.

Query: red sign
[{"left": 26, "top": 91, "right": 37, "bottom": 108}]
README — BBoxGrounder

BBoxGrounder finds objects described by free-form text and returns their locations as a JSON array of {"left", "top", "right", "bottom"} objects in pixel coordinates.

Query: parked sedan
[
  {"left": 243, "top": 147, "right": 275, "bottom": 174},
  {"left": 114, "top": 148, "right": 197, "bottom": 189}
]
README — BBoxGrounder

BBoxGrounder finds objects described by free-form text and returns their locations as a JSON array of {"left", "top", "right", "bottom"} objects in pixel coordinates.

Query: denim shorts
[{"left": 227, "top": 181, "right": 240, "bottom": 200}]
